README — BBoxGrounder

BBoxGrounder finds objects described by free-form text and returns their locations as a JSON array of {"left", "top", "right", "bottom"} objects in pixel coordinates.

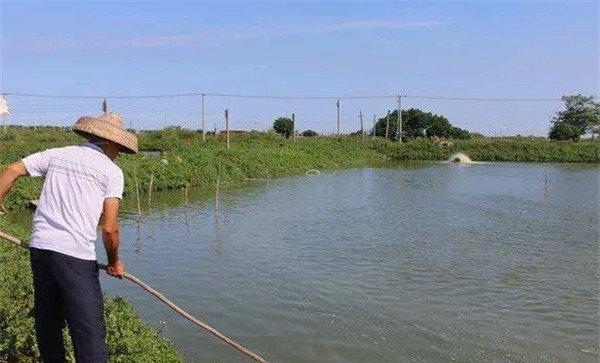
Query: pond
[{"left": 102, "top": 163, "right": 599, "bottom": 362}]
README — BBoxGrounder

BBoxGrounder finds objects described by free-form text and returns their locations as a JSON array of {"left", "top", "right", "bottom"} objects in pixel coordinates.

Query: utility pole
[
  {"left": 372, "top": 114, "right": 376, "bottom": 139},
  {"left": 359, "top": 110, "right": 364, "bottom": 140},
  {"left": 102, "top": 98, "right": 108, "bottom": 114},
  {"left": 201, "top": 93, "right": 206, "bottom": 141},
  {"left": 292, "top": 112, "right": 296, "bottom": 140},
  {"left": 385, "top": 110, "right": 390, "bottom": 139},
  {"left": 397, "top": 95, "right": 403, "bottom": 142},
  {"left": 336, "top": 99, "right": 340, "bottom": 136},
  {"left": 2, "top": 94, "right": 6, "bottom": 132},
  {"left": 225, "top": 109, "right": 230, "bottom": 149}
]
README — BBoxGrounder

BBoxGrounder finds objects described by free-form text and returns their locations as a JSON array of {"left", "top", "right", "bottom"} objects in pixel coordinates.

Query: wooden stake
[
  {"left": 385, "top": 110, "right": 390, "bottom": 139},
  {"left": 201, "top": 94, "right": 206, "bottom": 141},
  {"left": 135, "top": 172, "right": 141, "bottom": 218},
  {"left": 372, "top": 114, "right": 376, "bottom": 139},
  {"left": 225, "top": 109, "right": 230, "bottom": 149},
  {"left": 2, "top": 94, "right": 6, "bottom": 132},
  {"left": 336, "top": 99, "right": 340, "bottom": 136},
  {"left": 184, "top": 183, "right": 190, "bottom": 230},
  {"left": 214, "top": 176, "right": 220, "bottom": 225},
  {"left": 148, "top": 173, "right": 154, "bottom": 206},
  {"left": 397, "top": 95, "right": 403, "bottom": 142},
  {"left": 292, "top": 112, "right": 296, "bottom": 140},
  {"left": 359, "top": 110, "right": 364, "bottom": 140}
]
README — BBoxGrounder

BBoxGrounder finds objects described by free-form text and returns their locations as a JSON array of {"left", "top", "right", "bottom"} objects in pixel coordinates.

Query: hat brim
[
  {"left": 73, "top": 129, "right": 137, "bottom": 154},
  {"left": 73, "top": 116, "right": 138, "bottom": 154}
]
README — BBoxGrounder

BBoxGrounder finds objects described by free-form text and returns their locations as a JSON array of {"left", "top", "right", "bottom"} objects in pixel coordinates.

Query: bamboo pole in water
[
  {"left": 0, "top": 230, "right": 269, "bottom": 363},
  {"left": 214, "top": 176, "right": 220, "bottom": 225},
  {"left": 134, "top": 172, "right": 141, "bottom": 218},
  {"left": 148, "top": 173, "right": 154, "bottom": 206}
]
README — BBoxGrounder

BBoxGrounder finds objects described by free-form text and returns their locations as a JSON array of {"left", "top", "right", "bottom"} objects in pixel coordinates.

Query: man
[{"left": 0, "top": 112, "right": 138, "bottom": 362}]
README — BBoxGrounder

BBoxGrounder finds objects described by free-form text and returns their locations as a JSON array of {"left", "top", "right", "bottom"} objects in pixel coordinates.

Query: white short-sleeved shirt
[{"left": 22, "top": 142, "right": 124, "bottom": 260}]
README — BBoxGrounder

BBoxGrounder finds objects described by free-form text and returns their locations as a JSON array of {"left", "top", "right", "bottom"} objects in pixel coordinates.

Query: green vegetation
[
  {"left": 301, "top": 129, "right": 318, "bottom": 137},
  {"left": 549, "top": 122, "right": 581, "bottom": 141},
  {"left": 374, "top": 108, "right": 471, "bottom": 140},
  {"left": 549, "top": 94, "right": 599, "bottom": 140},
  {"left": 2, "top": 128, "right": 598, "bottom": 212},
  {"left": 0, "top": 218, "right": 182, "bottom": 362},
  {"left": 273, "top": 117, "right": 294, "bottom": 138}
]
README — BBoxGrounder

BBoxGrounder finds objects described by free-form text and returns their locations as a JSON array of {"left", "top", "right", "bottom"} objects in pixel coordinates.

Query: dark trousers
[{"left": 30, "top": 247, "right": 108, "bottom": 363}]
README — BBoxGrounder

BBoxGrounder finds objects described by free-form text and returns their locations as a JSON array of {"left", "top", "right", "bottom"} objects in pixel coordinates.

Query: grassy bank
[
  {"left": 2, "top": 128, "right": 598, "bottom": 212},
  {"left": 0, "top": 127, "right": 598, "bottom": 360}
]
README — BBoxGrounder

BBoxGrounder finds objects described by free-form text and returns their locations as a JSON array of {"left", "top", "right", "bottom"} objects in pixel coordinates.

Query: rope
[{"left": 0, "top": 230, "right": 269, "bottom": 363}]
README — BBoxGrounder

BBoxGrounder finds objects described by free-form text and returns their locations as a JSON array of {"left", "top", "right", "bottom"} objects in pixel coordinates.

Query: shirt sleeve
[
  {"left": 105, "top": 167, "right": 124, "bottom": 199},
  {"left": 21, "top": 149, "right": 55, "bottom": 177}
]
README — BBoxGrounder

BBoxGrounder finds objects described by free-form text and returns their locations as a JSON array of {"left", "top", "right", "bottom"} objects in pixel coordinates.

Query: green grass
[{"left": 0, "top": 127, "right": 598, "bottom": 361}]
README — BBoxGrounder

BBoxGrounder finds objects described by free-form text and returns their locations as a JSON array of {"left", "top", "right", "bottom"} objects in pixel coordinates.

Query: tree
[
  {"left": 273, "top": 117, "right": 294, "bottom": 138},
  {"left": 301, "top": 129, "right": 318, "bottom": 137},
  {"left": 373, "top": 108, "right": 470, "bottom": 140},
  {"left": 552, "top": 94, "right": 600, "bottom": 137},
  {"left": 549, "top": 122, "right": 580, "bottom": 141}
]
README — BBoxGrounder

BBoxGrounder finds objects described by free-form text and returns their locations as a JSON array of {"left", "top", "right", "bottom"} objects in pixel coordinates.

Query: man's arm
[
  {"left": 102, "top": 197, "right": 124, "bottom": 278},
  {"left": 0, "top": 161, "right": 29, "bottom": 210}
]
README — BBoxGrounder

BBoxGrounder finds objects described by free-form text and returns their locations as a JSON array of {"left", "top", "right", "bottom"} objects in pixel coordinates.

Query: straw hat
[{"left": 73, "top": 113, "right": 138, "bottom": 154}]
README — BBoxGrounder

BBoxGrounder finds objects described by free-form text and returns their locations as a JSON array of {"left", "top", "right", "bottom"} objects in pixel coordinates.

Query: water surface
[{"left": 103, "top": 163, "right": 599, "bottom": 362}]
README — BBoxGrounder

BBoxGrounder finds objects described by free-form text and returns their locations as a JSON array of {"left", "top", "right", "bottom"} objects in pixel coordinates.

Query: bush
[
  {"left": 449, "top": 127, "right": 471, "bottom": 139},
  {"left": 301, "top": 130, "right": 318, "bottom": 137},
  {"left": 273, "top": 117, "right": 294, "bottom": 138},
  {"left": 549, "top": 122, "right": 581, "bottom": 141},
  {"left": 0, "top": 130, "right": 16, "bottom": 141}
]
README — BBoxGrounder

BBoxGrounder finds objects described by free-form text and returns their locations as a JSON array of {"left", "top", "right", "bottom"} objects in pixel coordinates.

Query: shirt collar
[{"left": 82, "top": 142, "right": 107, "bottom": 155}]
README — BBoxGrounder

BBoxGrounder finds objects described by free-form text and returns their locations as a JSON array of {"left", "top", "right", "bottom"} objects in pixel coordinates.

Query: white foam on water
[{"left": 445, "top": 153, "right": 474, "bottom": 163}]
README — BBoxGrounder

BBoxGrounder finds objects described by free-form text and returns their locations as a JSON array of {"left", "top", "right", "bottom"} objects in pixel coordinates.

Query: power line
[
  {"left": 203, "top": 92, "right": 396, "bottom": 100},
  {"left": 2, "top": 92, "right": 202, "bottom": 99},
  {"left": 0, "top": 90, "right": 563, "bottom": 102},
  {"left": 406, "top": 95, "right": 561, "bottom": 102}
]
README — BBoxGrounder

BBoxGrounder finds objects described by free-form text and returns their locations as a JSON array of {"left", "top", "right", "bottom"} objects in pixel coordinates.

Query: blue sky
[{"left": 0, "top": 1, "right": 598, "bottom": 135}]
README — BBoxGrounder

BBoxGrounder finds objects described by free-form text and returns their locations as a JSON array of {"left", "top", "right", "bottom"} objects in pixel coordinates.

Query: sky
[{"left": 0, "top": 0, "right": 598, "bottom": 135}]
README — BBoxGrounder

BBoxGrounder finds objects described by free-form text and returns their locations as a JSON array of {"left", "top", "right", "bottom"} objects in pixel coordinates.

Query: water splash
[{"left": 446, "top": 153, "right": 474, "bottom": 163}]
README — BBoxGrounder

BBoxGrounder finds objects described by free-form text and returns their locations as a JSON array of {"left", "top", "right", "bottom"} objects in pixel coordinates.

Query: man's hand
[
  {"left": 102, "top": 197, "right": 123, "bottom": 278},
  {"left": 105, "top": 260, "right": 125, "bottom": 279}
]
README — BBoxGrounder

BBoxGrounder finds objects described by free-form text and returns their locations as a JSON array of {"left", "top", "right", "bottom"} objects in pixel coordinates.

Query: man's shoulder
[
  {"left": 41, "top": 145, "right": 78, "bottom": 155},
  {"left": 100, "top": 159, "right": 123, "bottom": 180},
  {"left": 108, "top": 163, "right": 123, "bottom": 178}
]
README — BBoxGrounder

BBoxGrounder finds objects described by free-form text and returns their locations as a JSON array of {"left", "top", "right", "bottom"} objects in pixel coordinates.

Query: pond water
[{"left": 102, "top": 163, "right": 599, "bottom": 362}]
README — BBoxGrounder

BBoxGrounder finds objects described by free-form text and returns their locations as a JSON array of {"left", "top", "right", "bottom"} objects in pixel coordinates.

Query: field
[{"left": 0, "top": 126, "right": 598, "bottom": 361}]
